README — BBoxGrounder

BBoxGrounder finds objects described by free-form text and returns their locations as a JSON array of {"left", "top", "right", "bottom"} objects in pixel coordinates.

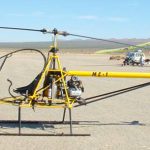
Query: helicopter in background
[{"left": 123, "top": 49, "right": 145, "bottom": 66}]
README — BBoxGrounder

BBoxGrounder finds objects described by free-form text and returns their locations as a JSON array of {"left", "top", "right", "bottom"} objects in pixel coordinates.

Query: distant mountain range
[{"left": 0, "top": 39, "right": 150, "bottom": 53}]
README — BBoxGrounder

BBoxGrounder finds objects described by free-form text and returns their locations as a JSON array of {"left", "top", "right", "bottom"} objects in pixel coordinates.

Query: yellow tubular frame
[
  {"left": 1, "top": 56, "right": 150, "bottom": 108},
  {"left": 0, "top": 53, "right": 73, "bottom": 109},
  {"left": 28, "top": 53, "right": 73, "bottom": 108},
  {"left": 1, "top": 51, "right": 150, "bottom": 108},
  {"left": 67, "top": 71, "right": 150, "bottom": 78}
]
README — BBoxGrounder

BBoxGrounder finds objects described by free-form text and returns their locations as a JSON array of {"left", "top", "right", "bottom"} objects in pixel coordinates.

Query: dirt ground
[{"left": 0, "top": 52, "right": 150, "bottom": 150}]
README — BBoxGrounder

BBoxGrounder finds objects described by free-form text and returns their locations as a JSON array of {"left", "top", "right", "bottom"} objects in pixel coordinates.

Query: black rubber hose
[{"left": 0, "top": 48, "right": 46, "bottom": 72}]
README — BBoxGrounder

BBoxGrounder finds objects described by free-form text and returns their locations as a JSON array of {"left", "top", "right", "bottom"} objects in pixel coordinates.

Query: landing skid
[{"left": 0, "top": 106, "right": 92, "bottom": 136}]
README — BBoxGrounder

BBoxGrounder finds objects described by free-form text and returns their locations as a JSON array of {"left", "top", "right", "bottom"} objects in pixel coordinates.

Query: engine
[
  {"left": 67, "top": 76, "right": 85, "bottom": 103},
  {"left": 43, "top": 75, "right": 85, "bottom": 104}
]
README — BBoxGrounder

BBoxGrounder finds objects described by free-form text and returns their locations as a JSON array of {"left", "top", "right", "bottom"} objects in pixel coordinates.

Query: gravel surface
[{"left": 0, "top": 53, "right": 150, "bottom": 150}]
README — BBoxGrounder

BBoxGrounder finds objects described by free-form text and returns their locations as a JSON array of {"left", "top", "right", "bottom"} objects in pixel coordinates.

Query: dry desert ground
[{"left": 0, "top": 52, "right": 150, "bottom": 150}]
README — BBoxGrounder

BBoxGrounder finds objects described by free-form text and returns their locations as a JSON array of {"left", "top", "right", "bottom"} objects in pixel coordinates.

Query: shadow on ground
[{"left": 0, "top": 120, "right": 146, "bottom": 130}]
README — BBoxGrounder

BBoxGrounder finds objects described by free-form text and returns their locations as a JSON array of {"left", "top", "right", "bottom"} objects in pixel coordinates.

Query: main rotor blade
[
  {"left": 0, "top": 27, "right": 47, "bottom": 33},
  {"left": 67, "top": 33, "right": 149, "bottom": 49},
  {"left": 0, "top": 26, "right": 149, "bottom": 49}
]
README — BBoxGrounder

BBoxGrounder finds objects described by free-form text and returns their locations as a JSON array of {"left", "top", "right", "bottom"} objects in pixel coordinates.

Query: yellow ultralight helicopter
[{"left": 0, "top": 27, "right": 150, "bottom": 136}]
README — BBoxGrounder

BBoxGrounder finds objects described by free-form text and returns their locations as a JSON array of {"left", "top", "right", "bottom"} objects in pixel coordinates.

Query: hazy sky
[{"left": 0, "top": 0, "right": 150, "bottom": 42}]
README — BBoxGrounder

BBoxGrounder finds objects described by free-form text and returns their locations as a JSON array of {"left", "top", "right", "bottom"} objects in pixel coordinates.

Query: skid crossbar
[
  {"left": 0, "top": 133, "right": 90, "bottom": 136},
  {"left": 0, "top": 105, "right": 94, "bottom": 136},
  {"left": 0, "top": 119, "right": 92, "bottom": 136}
]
